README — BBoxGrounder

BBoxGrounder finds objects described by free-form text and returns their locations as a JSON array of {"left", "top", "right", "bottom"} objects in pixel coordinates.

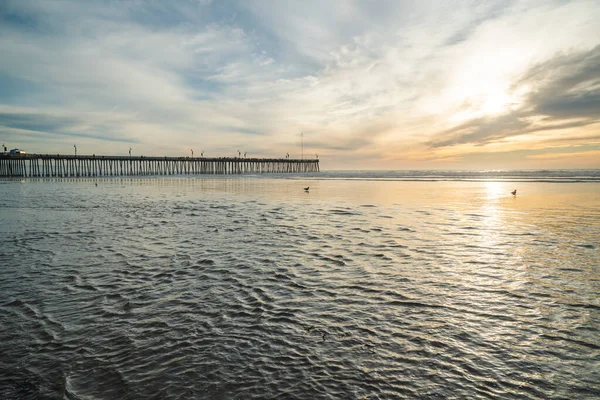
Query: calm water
[{"left": 1, "top": 172, "right": 599, "bottom": 399}]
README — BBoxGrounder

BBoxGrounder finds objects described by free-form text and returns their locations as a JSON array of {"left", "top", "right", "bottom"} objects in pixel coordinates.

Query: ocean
[{"left": 1, "top": 170, "right": 599, "bottom": 399}]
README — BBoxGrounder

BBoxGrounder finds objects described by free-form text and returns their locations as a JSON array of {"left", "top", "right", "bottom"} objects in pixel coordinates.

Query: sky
[{"left": 0, "top": 0, "right": 599, "bottom": 170}]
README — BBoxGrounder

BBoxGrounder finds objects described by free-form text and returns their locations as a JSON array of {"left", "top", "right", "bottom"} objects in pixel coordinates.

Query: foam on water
[{"left": 1, "top": 176, "right": 599, "bottom": 399}]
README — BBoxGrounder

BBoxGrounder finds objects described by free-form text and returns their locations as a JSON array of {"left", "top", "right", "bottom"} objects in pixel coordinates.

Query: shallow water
[{"left": 1, "top": 176, "right": 599, "bottom": 399}]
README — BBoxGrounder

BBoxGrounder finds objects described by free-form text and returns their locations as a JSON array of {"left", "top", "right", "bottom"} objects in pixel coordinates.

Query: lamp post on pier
[{"left": 74, "top": 144, "right": 77, "bottom": 157}]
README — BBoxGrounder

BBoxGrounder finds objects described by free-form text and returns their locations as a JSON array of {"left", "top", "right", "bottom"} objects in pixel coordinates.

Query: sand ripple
[{"left": 1, "top": 178, "right": 599, "bottom": 399}]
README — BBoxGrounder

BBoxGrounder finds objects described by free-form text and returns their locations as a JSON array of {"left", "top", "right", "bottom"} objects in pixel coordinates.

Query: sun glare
[
  {"left": 448, "top": 82, "right": 521, "bottom": 123},
  {"left": 484, "top": 180, "right": 506, "bottom": 201},
  {"left": 445, "top": 47, "right": 529, "bottom": 124},
  {"left": 481, "top": 89, "right": 512, "bottom": 115}
]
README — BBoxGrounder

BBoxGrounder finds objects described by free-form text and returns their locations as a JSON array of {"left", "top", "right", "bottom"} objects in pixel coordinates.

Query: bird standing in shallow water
[
  {"left": 304, "top": 187, "right": 310, "bottom": 192},
  {"left": 511, "top": 189, "right": 517, "bottom": 196}
]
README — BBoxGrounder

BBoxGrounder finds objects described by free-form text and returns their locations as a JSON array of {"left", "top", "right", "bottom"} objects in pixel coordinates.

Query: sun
[
  {"left": 480, "top": 88, "right": 513, "bottom": 115},
  {"left": 447, "top": 81, "right": 521, "bottom": 123},
  {"left": 443, "top": 48, "right": 534, "bottom": 124}
]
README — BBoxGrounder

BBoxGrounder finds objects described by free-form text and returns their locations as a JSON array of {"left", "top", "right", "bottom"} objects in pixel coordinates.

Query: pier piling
[{"left": 0, "top": 154, "right": 319, "bottom": 178}]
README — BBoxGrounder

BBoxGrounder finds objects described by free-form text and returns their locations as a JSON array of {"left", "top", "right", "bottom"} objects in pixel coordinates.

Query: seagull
[
  {"left": 511, "top": 189, "right": 517, "bottom": 196},
  {"left": 304, "top": 187, "right": 310, "bottom": 192}
]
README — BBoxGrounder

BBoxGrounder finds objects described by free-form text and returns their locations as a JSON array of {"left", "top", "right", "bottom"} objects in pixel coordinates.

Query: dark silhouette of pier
[{"left": 0, "top": 154, "right": 319, "bottom": 178}]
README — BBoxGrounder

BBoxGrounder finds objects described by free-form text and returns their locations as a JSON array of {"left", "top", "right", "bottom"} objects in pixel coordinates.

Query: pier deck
[{"left": 0, "top": 154, "right": 319, "bottom": 178}]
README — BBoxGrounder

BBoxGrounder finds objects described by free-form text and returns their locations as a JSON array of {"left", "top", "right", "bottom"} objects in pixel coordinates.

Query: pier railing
[{"left": 0, "top": 154, "right": 319, "bottom": 178}]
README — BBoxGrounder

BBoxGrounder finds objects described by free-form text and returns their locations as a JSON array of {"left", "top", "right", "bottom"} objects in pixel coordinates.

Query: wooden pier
[{"left": 0, "top": 154, "right": 319, "bottom": 178}]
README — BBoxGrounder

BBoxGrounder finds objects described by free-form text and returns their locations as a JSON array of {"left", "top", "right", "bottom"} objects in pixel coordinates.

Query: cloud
[
  {"left": 0, "top": 0, "right": 599, "bottom": 168},
  {"left": 428, "top": 114, "right": 529, "bottom": 148},
  {"left": 0, "top": 107, "right": 137, "bottom": 143},
  {"left": 0, "top": 1, "right": 281, "bottom": 153},
  {"left": 429, "top": 44, "right": 600, "bottom": 149},
  {"left": 527, "top": 149, "right": 600, "bottom": 160},
  {"left": 519, "top": 44, "right": 600, "bottom": 120}
]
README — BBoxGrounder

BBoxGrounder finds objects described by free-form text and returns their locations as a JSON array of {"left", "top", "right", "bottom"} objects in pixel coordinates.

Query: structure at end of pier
[{"left": 0, "top": 154, "right": 319, "bottom": 178}]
